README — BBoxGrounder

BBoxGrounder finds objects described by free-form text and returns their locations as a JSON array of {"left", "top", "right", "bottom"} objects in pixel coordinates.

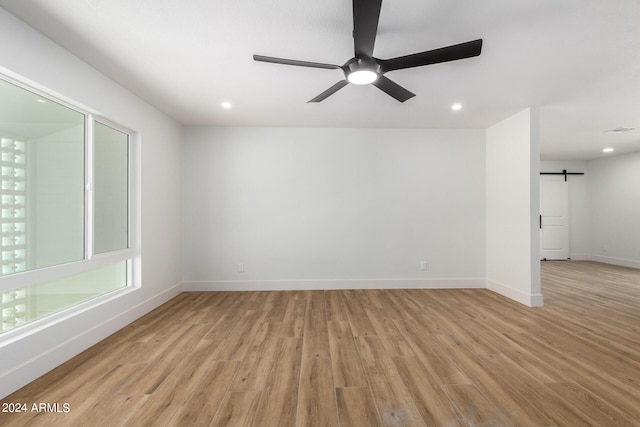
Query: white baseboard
[
  {"left": 0, "top": 282, "right": 183, "bottom": 399},
  {"left": 563, "top": 254, "right": 640, "bottom": 269},
  {"left": 183, "top": 278, "right": 486, "bottom": 292},
  {"left": 588, "top": 255, "right": 640, "bottom": 269},
  {"left": 486, "top": 279, "right": 544, "bottom": 307},
  {"left": 567, "top": 253, "right": 591, "bottom": 261}
]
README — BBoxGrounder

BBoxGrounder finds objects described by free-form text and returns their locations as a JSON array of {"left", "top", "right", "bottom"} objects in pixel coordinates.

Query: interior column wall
[{"left": 486, "top": 108, "right": 542, "bottom": 306}]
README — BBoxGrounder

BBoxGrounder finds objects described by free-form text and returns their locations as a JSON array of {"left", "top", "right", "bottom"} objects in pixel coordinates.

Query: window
[
  {"left": 0, "top": 76, "right": 135, "bottom": 335},
  {"left": 93, "top": 122, "right": 129, "bottom": 254}
]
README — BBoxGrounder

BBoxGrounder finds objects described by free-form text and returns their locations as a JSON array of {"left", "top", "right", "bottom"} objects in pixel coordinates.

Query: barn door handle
[{"left": 539, "top": 214, "right": 542, "bottom": 229}]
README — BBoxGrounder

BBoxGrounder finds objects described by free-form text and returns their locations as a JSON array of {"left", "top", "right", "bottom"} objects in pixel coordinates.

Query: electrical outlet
[
  {"left": 420, "top": 261, "right": 427, "bottom": 271},
  {"left": 238, "top": 263, "right": 245, "bottom": 273}
]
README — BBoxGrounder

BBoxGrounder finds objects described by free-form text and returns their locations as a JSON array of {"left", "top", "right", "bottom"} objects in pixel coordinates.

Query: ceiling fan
[{"left": 253, "top": 0, "right": 483, "bottom": 103}]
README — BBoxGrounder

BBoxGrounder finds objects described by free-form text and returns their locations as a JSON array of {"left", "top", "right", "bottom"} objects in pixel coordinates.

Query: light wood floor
[{"left": 2, "top": 261, "right": 640, "bottom": 426}]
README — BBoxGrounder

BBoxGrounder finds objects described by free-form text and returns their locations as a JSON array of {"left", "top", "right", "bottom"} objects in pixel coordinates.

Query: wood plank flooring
[{"left": 1, "top": 261, "right": 640, "bottom": 426}]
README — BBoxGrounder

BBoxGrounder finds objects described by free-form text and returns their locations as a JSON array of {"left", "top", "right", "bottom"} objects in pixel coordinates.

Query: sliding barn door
[{"left": 540, "top": 175, "right": 569, "bottom": 260}]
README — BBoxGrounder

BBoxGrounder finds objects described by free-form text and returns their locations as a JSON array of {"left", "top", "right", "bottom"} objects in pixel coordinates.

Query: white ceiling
[{"left": 1, "top": 0, "right": 639, "bottom": 160}]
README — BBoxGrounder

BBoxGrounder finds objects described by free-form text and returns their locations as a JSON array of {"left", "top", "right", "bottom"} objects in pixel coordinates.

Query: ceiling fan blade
[
  {"left": 352, "top": 0, "right": 382, "bottom": 58},
  {"left": 308, "top": 80, "right": 349, "bottom": 103},
  {"left": 253, "top": 54, "right": 341, "bottom": 70},
  {"left": 372, "top": 75, "right": 415, "bottom": 102},
  {"left": 379, "top": 39, "right": 483, "bottom": 72}
]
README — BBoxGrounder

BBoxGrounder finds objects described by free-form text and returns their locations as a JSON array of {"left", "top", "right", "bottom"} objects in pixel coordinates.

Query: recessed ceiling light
[
  {"left": 36, "top": 99, "right": 46, "bottom": 103},
  {"left": 604, "top": 127, "right": 635, "bottom": 133},
  {"left": 603, "top": 147, "right": 614, "bottom": 153},
  {"left": 221, "top": 101, "right": 232, "bottom": 109},
  {"left": 451, "top": 103, "right": 462, "bottom": 111}
]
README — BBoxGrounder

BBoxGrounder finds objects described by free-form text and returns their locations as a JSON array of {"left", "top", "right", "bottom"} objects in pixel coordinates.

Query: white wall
[
  {"left": 486, "top": 108, "right": 542, "bottom": 307},
  {"left": 0, "top": 8, "right": 183, "bottom": 398},
  {"left": 183, "top": 127, "right": 486, "bottom": 290},
  {"left": 587, "top": 151, "right": 640, "bottom": 267}
]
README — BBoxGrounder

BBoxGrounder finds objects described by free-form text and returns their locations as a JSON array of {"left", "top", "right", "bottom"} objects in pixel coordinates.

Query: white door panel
[
  {"left": 540, "top": 176, "right": 569, "bottom": 260},
  {"left": 543, "top": 226, "right": 566, "bottom": 249}
]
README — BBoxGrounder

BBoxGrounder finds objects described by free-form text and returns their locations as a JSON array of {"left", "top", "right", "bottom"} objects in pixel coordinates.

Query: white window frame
[
  {"left": 0, "top": 74, "right": 140, "bottom": 327},
  {"left": 87, "top": 117, "right": 135, "bottom": 260}
]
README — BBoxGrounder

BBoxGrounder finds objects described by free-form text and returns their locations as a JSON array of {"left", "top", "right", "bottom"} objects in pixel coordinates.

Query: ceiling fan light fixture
[
  {"left": 344, "top": 58, "right": 381, "bottom": 85},
  {"left": 347, "top": 69, "right": 378, "bottom": 85}
]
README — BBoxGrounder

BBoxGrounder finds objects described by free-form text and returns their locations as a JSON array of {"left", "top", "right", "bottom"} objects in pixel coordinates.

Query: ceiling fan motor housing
[
  {"left": 344, "top": 57, "right": 381, "bottom": 84},
  {"left": 344, "top": 57, "right": 381, "bottom": 76}
]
